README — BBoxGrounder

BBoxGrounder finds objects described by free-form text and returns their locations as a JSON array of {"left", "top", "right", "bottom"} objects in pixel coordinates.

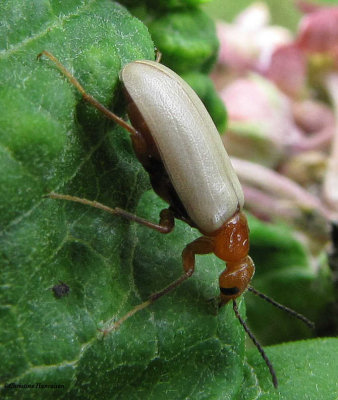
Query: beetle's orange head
[{"left": 218, "top": 256, "right": 255, "bottom": 306}]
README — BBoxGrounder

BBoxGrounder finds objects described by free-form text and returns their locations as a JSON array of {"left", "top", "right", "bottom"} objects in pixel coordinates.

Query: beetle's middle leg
[
  {"left": 101, "top": 236, "right": 214, "bottom": 336},
  {"left": 47, "top": 192, "right": 175, "bottom": 233}
]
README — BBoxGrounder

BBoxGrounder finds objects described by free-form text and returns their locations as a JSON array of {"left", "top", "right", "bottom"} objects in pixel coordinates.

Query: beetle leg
[
  {"left": 46, "top": 192, "right": 175, "bottom": 233},
  {"left": 181, "top": 236, "right": 214, "bottom": 273},
  {"left": 145, "top": 236, "right": 213, "bottom": 305},
  {"left": 155, "top": 49, "right": 162, "bottom": 63},
  {"left": 101, "top": 236, "right": 214, "bottom": 335},
  {"left": 37, "top": 50, "right": 137, "bottom": 136}
]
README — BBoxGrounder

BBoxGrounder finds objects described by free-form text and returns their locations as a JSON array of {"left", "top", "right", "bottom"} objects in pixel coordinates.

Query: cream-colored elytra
[{"left": 121, "top": 60, "right": 244, "bottom": 234}]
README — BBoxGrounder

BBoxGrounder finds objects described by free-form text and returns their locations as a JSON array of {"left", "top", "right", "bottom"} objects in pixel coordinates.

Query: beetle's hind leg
[
  {"left": 101, "top": 236, "right": 214, "bottom": 336},
  {"left": 37, "top": 50, "right": 137, "bottom": 136}
]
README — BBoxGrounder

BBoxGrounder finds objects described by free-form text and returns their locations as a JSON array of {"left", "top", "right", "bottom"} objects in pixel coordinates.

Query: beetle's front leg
[
  {"left": 149, "top": 236, "right": 214, "bottom": 303},
  {"left": 46, "top": 192, "right": 175, "bottom": 233},
  {"left": 102, "top": 236, "right": 214, "bottom": 335}
]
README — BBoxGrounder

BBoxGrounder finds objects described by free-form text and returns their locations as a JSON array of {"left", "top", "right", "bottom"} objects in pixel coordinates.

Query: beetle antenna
[
  {"left": 248, "top": 286, "right": 315, "bottom": 329},
  {"left": 232, "top": 299, "right": 278, "bottom": 388}
]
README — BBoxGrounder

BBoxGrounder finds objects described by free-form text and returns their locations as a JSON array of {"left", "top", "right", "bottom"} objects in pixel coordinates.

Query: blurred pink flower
[
  {"left": 297, "top": 4, "right": 338, "bottom": 55},
  {"left": 213, "top": 1, "right": 338, "bottom": 226},
  {"left": 217, "top": 3, "right": 292, "bottom": 73},
  {"left": 264, "top": 43, "right": 306, "bottom": 98},
  {"left": 220, "top": 76, "right": 302, "bottom": 166},
  {"left": 219, "top": 74, "right": 333, "bottom": 165},
  {"left": 266, "top": 1, "right": 338, "bottom": 96},
  {"left": 293, "top": 1, "right": 338, "bottom": 212},
  {"left": 296, "top": 0, "right": 322, "bottom": 14}
]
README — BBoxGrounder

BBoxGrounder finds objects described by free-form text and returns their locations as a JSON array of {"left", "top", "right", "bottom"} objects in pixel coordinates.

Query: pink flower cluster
[{"left": 213, "top": 1, "right": 338, "bottom": 242}]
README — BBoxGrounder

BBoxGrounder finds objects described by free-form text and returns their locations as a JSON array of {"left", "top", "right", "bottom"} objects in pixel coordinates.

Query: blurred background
[{"left": 202, "top": 0, "right": 338, "bottom": 345}]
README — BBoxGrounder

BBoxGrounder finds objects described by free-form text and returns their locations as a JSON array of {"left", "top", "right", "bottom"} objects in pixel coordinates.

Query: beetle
[{"left": 38, "top": 50, "right": 314, "bottom": 388}]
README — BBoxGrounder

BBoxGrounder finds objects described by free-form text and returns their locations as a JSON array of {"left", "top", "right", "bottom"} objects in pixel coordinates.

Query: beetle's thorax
[{"left": 211, "top": 211, "right": 250, "bottom": 262}]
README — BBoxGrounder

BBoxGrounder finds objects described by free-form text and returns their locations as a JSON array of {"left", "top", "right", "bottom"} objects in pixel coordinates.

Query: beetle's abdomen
[{"left": 121, "top": 60, "right": 244, "bottom": 234}]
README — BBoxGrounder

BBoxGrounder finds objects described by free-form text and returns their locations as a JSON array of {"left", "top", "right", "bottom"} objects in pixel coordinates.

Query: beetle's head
[
  {"left": 209, "top": 211, "right": 255, "bottom": 306},
  {"left": 218, "top": 256, "right": 255, "bottom": 307}
]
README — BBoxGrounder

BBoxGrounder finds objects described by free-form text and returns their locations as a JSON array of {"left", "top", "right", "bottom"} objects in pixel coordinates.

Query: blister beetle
[{"left": 39, "top": 50, "right": 314, "bottom": 388}]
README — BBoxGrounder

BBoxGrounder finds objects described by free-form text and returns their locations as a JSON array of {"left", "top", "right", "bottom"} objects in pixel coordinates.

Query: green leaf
[
  {"left": 120, "top": 0, "right": 213, "bottom": 11},
  {"left": 245, "top": 338, "right": 338, "bottom": 400},
  {"left": 148, "top": 8, "right": 219, "bottom": 73}
]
